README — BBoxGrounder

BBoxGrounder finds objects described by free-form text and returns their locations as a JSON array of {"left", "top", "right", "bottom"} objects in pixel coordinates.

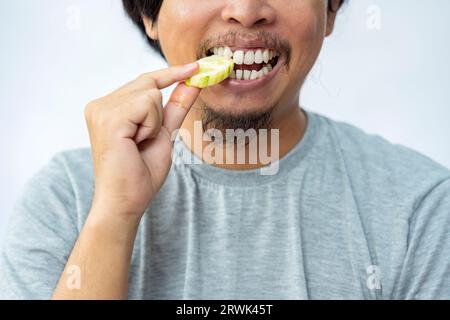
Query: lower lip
[{"left": 216, "top": 58, "right": 285, "bottom": 93}]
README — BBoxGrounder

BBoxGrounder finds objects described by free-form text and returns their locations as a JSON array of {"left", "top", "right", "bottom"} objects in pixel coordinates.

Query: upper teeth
[
  {"left": 210, "top": 46, "right": 279, "bottom": 80},
  {"left": 211, "top": 47, "right": 279, "bottom": 65}
]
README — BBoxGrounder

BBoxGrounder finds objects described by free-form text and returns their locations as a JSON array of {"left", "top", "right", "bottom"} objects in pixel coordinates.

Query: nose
[{"left": 221, "top": 0, "right": 276, "bottom": 28}]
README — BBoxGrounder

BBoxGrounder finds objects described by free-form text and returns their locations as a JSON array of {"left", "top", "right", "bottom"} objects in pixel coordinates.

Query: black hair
[{"left": 123, "top": 0, "right": 346, "bottom": 59}]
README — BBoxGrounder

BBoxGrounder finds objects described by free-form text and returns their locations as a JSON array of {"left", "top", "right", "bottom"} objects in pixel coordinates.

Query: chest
[{"left": 127, "top": 189, "right": 388, "bottom": 299}]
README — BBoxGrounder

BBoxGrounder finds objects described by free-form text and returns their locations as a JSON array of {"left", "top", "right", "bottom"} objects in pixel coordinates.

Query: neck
[{"left": 179, "top": 99, "right": 307, "bottom": 171}]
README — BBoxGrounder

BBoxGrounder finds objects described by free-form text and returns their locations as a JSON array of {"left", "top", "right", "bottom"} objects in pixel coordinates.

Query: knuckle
[
  {"left": 88, "top": 103, "right": 114, "bottom": 129},
  {"left": 137, "top": 73, "right": 157, "bottom": 88}
]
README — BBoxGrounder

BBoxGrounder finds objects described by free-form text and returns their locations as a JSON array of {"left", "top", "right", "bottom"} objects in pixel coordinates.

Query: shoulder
[
  {"left": 8, "top": 147, "right": 94, "bottom": 245},
  {"left": 321, "top": 114, "right": 450, "bottom": 179},
  {"left": 51, "top": 147, "right": 93, "bottom": 172},
  {"left": 39, "top": 147, "right": 94, "bottom": 187},
  {"left": 17, "top": 147, "right": 94, "bottom": 220},
  {"left": 313, "top": 112, "right": 450, "bottom": 206}
]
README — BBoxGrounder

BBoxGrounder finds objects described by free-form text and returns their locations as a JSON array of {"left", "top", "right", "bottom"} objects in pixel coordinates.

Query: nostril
[
  {"left": 228, "top": 17, "right": 240, "bottom": 24},
  {"left": 228, "top": 17, "right": 267, "bottom": 27},
  {"left": 255, "top": 18, "right": 267, "bottom": 25}
]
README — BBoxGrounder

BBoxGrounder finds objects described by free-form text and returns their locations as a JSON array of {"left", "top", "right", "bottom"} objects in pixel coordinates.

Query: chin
[
  {"left": 199, "top": 98, "right": 276, "bottom": 133},
  {"left": 198, "top": 94, "right": 276, "bottom": 117}
]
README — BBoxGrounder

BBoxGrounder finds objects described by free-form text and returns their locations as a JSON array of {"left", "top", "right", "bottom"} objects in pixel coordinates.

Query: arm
[
  {"left": 52, "top": 208, "right": 140, "bottom": 300},
  {"left": 0, "top": 153, "right": 78, "bottom": 300},
  {"left": 393, "top": 178, "right": 450, "bottom": 299},
  {"left": 52, "top": 63, "right": 200, "bottom": 300}
]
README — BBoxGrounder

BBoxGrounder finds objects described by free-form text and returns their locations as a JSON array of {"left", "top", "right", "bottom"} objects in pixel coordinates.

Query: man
[{"left": 1, "top": 0, "right": 449, "bottom": 300}]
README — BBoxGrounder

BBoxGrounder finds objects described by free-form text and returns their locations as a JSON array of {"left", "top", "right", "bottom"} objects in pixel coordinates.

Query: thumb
[{"left": 163, "top": 82, "right": 201, "bottom": 137}]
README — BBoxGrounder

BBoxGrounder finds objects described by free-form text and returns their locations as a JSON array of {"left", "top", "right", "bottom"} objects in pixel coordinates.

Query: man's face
[{"left": 146, "top": 0, "right": 336, "bottom": 123}]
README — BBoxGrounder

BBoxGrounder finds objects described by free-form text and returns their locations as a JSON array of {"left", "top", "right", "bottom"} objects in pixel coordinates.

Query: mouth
[{"left": 205, "top": 46, "right": 281, "bottom": 81}]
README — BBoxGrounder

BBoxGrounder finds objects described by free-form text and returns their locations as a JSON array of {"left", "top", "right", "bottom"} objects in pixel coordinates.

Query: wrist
[
  {"left": 91, "top": 192, "right": 147, "bottom": 221},
  {"left": 85, "top": 203, "right": 143, "bottom": 245}
]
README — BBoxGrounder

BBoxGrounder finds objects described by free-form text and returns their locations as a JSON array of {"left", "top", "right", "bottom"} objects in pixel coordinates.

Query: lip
[
  {"left": 206, "top": 37, "right": 271, "bottom": 53},
  {"left": 214, "top": 57, "right": 284, "bottom": 93}
]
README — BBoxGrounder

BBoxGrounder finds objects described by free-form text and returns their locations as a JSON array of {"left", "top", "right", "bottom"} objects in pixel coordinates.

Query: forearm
[{"left": 52, "top": 206, "right": 140, "bottom": 300}]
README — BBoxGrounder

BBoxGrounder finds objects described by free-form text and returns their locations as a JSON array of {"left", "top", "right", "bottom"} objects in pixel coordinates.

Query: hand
[{"left": 84, "top": 63, "right": 200, "bottom": 222}]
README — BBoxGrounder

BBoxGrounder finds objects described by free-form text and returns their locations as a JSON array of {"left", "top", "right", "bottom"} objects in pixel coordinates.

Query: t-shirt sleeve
[
  {"left": 394, "top": 178, "right": 450, "bottom": 299},
  {"left": 0, "top": 153, "right": 79, "bottom": 299}
]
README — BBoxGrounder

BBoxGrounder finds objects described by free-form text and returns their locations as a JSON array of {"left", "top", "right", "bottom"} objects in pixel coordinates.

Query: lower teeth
[{"left": 231, "top": 63, "right": 274, "bottom": 80}]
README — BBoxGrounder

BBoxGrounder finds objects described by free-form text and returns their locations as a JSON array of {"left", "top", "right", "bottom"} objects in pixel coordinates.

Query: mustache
[{"left": 197, "top": 30, "right": 291, "bottom": 67}]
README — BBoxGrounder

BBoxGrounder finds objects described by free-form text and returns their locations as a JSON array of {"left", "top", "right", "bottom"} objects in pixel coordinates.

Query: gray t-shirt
[{"left": 1, "top": 109, "right": 450, "bottom": 300}]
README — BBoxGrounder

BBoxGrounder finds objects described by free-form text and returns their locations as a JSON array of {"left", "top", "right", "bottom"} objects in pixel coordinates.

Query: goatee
[{"left": 201, "top": 106, "right": 274, "bottom": 145}]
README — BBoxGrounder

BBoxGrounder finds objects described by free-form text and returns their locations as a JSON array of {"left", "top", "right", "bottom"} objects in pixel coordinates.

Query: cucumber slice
[{"left": 185, "top": 56, "right": 234, "bottom": 88}]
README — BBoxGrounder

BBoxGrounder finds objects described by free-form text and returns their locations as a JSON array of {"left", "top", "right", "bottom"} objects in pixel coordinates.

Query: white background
[{"left": 1, "top": 0, "right": 449, "bottom": 243}]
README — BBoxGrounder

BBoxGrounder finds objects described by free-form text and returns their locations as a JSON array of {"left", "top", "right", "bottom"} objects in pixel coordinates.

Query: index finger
[{"left": 142, "top": 62, "right": 199, "bottom": 89}]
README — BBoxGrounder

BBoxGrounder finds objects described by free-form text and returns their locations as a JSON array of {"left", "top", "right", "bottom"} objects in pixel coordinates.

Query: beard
[{"left": 200, "top": 104, "right": 275, "bottom": 146}]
